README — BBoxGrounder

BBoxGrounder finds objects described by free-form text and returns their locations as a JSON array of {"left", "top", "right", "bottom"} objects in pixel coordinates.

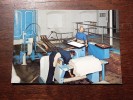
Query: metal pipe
[
  {"left": 75, "top": 22, "right": 119, "bottom": 30},
  {"left": 102, "top": 28, "right": 104, "bottom": 43},
  {"left": 103, "top": 35, "right": 120, "bottom": 39}
]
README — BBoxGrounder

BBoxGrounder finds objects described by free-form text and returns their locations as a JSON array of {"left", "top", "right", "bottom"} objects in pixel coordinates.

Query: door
[{"left": 14, "top": 10, "right": 36, "bottom": 40}]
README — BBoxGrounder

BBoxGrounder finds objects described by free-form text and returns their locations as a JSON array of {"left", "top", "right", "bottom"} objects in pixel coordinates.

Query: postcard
[{"left": 11, "top": 10, "right": 122, "bottom": 84}]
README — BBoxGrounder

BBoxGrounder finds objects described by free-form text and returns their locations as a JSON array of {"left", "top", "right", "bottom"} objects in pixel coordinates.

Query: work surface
[
  {"left": 0, "top": 0, "right": 133, "bottom": 100},
  {"left": 67, "top": 41, "right": 85, "bottom": 48}
]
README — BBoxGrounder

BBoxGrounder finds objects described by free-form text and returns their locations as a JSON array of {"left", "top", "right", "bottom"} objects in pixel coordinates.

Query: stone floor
[{"left": 99, "top": 71, "right": 122, "bottom": 84}]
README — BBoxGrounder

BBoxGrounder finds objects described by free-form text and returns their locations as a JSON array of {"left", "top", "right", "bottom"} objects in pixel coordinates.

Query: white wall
[
  {"left": 80, "top": 10, "right": 97, "bottom": 35},
  {"left": 37, "top": 10, "right": 108, "bottom": 39},
  {"left": 37, "top": 10, "right": 73, "bottom": 39}
]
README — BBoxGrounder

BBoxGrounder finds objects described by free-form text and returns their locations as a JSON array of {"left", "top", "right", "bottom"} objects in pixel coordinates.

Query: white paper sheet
[{"left": 67, "top": 41, "right": 85, "bottom": 48}]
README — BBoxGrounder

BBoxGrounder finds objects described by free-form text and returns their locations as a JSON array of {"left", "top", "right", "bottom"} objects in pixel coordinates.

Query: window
[{"left": 100, "top": 13, "right": 106, "bottom": 17}]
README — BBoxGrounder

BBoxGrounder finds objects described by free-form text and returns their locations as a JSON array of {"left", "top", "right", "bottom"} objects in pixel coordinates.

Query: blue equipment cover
[
  {"left": 14, "top": 10, "right": 36, "bottom": 40},
  {"left": 88, "top": 43, "right": 110, "bottom": 59}
]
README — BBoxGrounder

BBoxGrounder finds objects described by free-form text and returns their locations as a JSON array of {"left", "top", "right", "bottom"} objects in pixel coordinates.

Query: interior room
[{"left": 12, "top": 10, "right": 122, "bottom": 84}]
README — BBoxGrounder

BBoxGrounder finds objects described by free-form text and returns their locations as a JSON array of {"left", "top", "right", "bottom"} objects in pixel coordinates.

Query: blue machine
[
  {"left": 59, "top": 48, "right": 102, "bottom": 83},
  {"left": 87, "top": 42, "right": 110, "bottom": 82},
  {"left": 71, "top": 47, "right": 100, "bottom": 83},
  {"left": 73, "top": 47, "right": 86, "bottom": 58},
  {"left": 13, "top": 10, "right": 42, "bottom": 64},
  {"left": 88, "top": 42, "right": 110, "bottom": 60}
]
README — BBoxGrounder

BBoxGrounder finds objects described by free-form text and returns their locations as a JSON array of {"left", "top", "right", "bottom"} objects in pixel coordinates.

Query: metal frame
[{"left": 74, "top": 21, "right": 119, "bottom": 46}]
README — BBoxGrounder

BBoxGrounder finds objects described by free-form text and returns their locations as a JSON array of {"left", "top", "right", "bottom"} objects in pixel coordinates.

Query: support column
[{"left": 109, "top": 10, "right": 113, "bottom": 46}]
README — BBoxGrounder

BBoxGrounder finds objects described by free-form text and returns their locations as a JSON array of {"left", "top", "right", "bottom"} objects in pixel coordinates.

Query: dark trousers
[{"left": 46, "top": 51, "right": 57, "bottom": 84}]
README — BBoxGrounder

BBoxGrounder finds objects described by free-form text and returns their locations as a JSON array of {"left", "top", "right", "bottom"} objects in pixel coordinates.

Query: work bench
[{"left": 54, "top": 59, "right": 108, "bottom": 84}]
